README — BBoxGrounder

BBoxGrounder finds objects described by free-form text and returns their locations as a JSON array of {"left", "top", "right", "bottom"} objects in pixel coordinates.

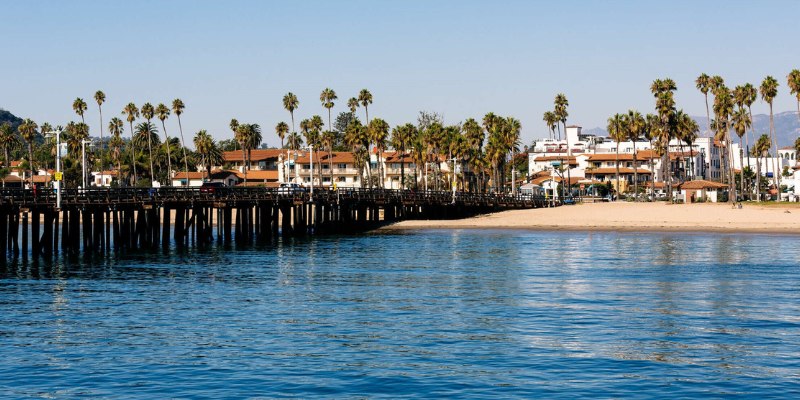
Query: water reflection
[{"left": 1, "top": 230, "right": 799, "bottom": 398}]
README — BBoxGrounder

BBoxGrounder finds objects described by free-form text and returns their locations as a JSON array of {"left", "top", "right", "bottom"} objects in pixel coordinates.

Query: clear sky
[{"left": 2, "top": 0, "right": 799, "bottom": 146}]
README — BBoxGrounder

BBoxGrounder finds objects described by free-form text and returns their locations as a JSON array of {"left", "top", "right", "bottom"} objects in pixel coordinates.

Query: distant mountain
[
  {"left": 0, "top": 108, "right": 23, "bottom": 129},
  {"left": 584, "top": 111, "right": 800, "bottom": 147}
]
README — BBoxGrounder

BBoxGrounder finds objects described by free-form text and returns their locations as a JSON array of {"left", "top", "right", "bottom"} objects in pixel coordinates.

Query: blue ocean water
[{"left": 1, "top": 230, "right": 799, "bottom": 398}]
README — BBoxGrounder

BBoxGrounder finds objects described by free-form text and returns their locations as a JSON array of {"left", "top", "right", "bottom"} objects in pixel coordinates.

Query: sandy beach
[{"left": 383, "top": 202, "right": 800, "bottom": 234}]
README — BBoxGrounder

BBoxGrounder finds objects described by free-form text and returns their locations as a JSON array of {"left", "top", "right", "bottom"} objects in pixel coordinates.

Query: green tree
[
  {"left": 788, "top": 69, "right": 800, "bottom": 124},
  {"left": 73, "top": 98, "right": 87, "bottom": 123},
  {"left": 369, "top": 118, "right": 389, "bottom": 188},
  {"left": 194, "top": 129, "right": 221, "bottom": 182},
  {"left": 753, "top": 134, "right": 771, "bottom": 201},
  {"left": 695, "top": 73, "right": 712, "bottom": 136},
  {"left": 626, "top": 110, "right": 646, "bottom": 196},
  {"left": 275, "top": 121, "right": 289, "bottom": 149},
  {"left": 651, "top": 78, "right": 677, "bottom": 201},
  {"left": 347, "top": 97, "right": 359, "bottom": 114},
  {"left": 18, "top": 119, "right": 39, "bottom": 180},
  {"left": 140, "top": 103, "right": 156, "bottom": 184},
  {"left": 134, "top": 122, "right": 159, "bottom": 183},
  {"left": 282, "top": 92, "right": 299, "bottom": 133},
  {"left": 172, "top": 99, "right": 190, "bottom": 180},
  {"left": 108, "top": 117, "right": 125, "bottom": 176},
  {"left": 607, "top": 113, "right": 626, "bottom": 197},
  {"left": 0, "top": 122, "right": 20, "bottom": 168},
  {"left": 542, "top": 111, "right": 558, "bottom": 140},
  {"left": 121, "top": 102, "right": 140, "bottom": 185},
  {"left": 759, "top": 76, "right": 779, "bottom": 197},
  {"left": 358, "top": 89, "right": 373, "bottom": 123},
  {"left": 391, "top": 123, "right": 416, "bottom": 189},
  {"left": 156, "top": 103, "right": 174, "bottom": 184},
  {"left": 554, "top": 94, "right": 570, "bottom": 195},
  {"left": 732, "top": 106, "right": 752, "bottom": 199},
  {"left": 94, "top": 90, "right": 106, "bottom": 173}
]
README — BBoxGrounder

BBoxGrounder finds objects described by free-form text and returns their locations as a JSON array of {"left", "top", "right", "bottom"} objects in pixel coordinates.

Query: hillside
[
  {"left": 0, "top": 108, "right": 23, "bottom": 129},
  {"left": 583, "top": 111, "right": 800, "bottom": 147}
]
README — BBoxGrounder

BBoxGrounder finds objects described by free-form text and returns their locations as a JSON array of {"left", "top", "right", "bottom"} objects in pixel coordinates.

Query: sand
[{"left": 383, "top": 202, "right": 800, "bottom": 234}]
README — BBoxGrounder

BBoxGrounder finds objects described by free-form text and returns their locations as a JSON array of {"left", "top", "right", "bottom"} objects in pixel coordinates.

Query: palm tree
[
  {"left": 760, "top": 76, "right": 780, "bottom": 198},
  {"left": 94, "top": 90, "right": 106, "bottom": 174},
  {"left": 358, "top": 89, "right": 373, "bottom": 123},
  {"left": 73, "top": 98, "right": 87, "bottom": 123},
  {"left": 732, "top": 106, "right": 752, "bottom": 199},
  {"left": 134, "top": 122, "right": 159, "bottom": 183},
  {"left": 676, "top": 110, "right": 699, "bottom": 182},
  {"left": 282, "top": 92, "right": 299, "bottom": 133},
  {"left": 18, "top": 119, "right": 38, "bottom": 181},
  {"left": 462, "top": 118, "right": 484, "bottom": 191},
  {"left": 651, "top": 78, "right": 677, "bottom": 201},
  {"left": 347, "top": 97, "right": 359, "bottom": 114},
  {"left": 108, "top": 117, "right": 124, "bottom": 177},
  {"left": 554, "top": 94, "right": 570, "bottom": 195},
  {"left": 140, "top": 103, "right": 157, "bottom": 184},
  {"left": 696, "top": 74, "right": 712, "bottom": 136},
  {"left": 607, "top": 114, "right": 626, "bottom": 197},
  {"left": 788, "top": 69, "right": 800, "bottom": 124},
  {"left": 504, "top": 117, "right": 522, "bottom": 193},
  {"left": 121, "top": 102, "right": 140, "bottom": 185},
  {"left": 155, "top": 103, "right": 174, "bottom": 184},
  {"left": 644, "top": 113, "right": 661, "bottom": 199},
  {"left": 0, "top": 122, "right": 20, "bottom": 169},
  {"left": 322, "top": 129, "right": 337, "bottom": 184},
  {"left": 542, "top": 111, "right": 558, "bottom": 140},
  {"left": 193, "top": 129, "right": 219, "bottom": 182},
  {"left": 320, "top": 88, "right": 338, "bottom": 134},
  {"left": 172, "top": 99, "right": 190, "bottom": 181},
  {"left": 237, "top": 123, "right": 262, "bottom": 184},
  {"left": 369, "top": 118, "right": 389, "bottom": 188},
  {"left": 713, "top": 85, "right": 735, "bottom": 201},
  {"left": 391, "top": 123, "right": 414, "bottom": 189},
  {"left": 626, "top": 110, "right": 645, "bottom": 197},
  {"left": 753, "top": 134, "right": 771, "bottom": 201},
  {"left": 734, "top": 83, "right": 758, "bottom": 176},
  {"left": 275, "top": 121, "right": 289, "bottom": 149}
]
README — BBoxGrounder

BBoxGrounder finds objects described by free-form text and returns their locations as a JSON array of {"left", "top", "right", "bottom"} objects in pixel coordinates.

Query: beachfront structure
[{"left": 171, "top": 170, "right": 240, "bottom": 187}]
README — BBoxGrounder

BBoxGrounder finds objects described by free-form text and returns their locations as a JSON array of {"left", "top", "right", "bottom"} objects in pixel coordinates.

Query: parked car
[
  {"left": 278, "top": 183, "right": 307, "bottom": 195},
  {"left": 199, "top": 181, "right": 225, "bottom": 193}
]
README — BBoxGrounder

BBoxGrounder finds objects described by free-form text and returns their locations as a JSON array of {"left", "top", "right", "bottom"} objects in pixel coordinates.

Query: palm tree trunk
[
  {"left": 400, "top": 149, "right": 405, "bottom": 189},
  {"left": 98, "top": 105, "right": 104, "bottom": 177},
  {"left": 242, "top": 147, "right": 247, "bottom": 184},
  {"left": 147, "top": 129, "right": 154, "bottom": 185},
  {"left": 177, "top": 115, "right": 190, "bottom": 184},
  {"left": 129, "top": 121, "right": 137, "bottom": 186},
  {"left": 756, "top": 155, "right": 762, "bottom": 201},
  {"left": 769, "top": 103, "right": 780, "bottom": 199},
  {"left": 615, "top": 143, "right": 620, "bottom": 199},
  {"left": 161, "top": 121, "right": 173, "bottom": 186},
  {"left": 739, "top": 144, "right": 745, "bottom": 201},
  {"left": 726, "top": 122, "right": 736, "bottom": 203},
  {"left": 704, "top": 94, "right": 711, "bottom": 137},
  {"left": 28, "top": 143, "right": 34, "bottom": 185},
  {"left": 632, "top": 141, "right": 638, "bottom": 200}
]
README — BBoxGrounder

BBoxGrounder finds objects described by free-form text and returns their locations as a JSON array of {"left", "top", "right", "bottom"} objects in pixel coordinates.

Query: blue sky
[{"left": 2, "top": 0, "right": 799, "bottom": 146}]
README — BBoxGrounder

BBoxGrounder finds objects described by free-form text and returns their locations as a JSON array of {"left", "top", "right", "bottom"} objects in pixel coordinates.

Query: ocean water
[{"left": 1, "top": 230, "right": 799, "bottom": 398}]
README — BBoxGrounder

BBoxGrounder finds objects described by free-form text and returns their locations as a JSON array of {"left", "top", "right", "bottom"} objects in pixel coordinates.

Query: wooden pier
[{"left": 0, "top": 187, "right": 550, "bottom": 259}]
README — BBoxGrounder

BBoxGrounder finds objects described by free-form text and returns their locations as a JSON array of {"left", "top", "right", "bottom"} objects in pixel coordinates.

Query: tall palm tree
[
  {"left": 108, "top": 117, "right": 124, "bottom": 177},
  {"left": 369, "top": 118, "right": 389, "bottom": 188},
  {"left": 172, "top": 98, "right": 190, "bottom": 181},
  {"left": 358, "top": 89, "right": 373, "bottom": 123},
  {"left": 753, "top": 134, "right": 771, "bottom": 201},
  {"left": 134, "top": 122, "right": 159, "bottom": 182},
  {"left": 275, "top": 121, "right": 289, "bottom": 149},
  {"left": 193, "top": 129, "right": 218, "bottom": 182},
  {"left": 391, "top": 123, "right": 414, "bottom": 189},
  {"left": 695, "top": 74, "right": 712, "bottom": 136},
  {"left": 504, "top": 117, "right": 522, "bottom": 193},
  {"left": 121, "top": 102, "right": 140, "bottom": 185},
  {"left": 322, "top": 129, "right": 337, "bottom": 184},
  {"left": 734, "top": 83, "right": 758, "bottom": 175},
  {"left": 155, "top": 103, "right": 174, "bottom": 184},
  {"left": 0, "top": 122, "right": 20, "bottom": 169},
  {"left": 676, "top": 110, "right": 698, "bottom": 182},
  {"left": 94, "top": 90, "right": 106, "bottom": 174},
  {"left": 788, "top": 69, "right": 800, "bottom": 124},
  {"left": 344, "top": 119, "right": 367, "bottom": 187},
  {"left": 308, "top": 115, "right": 324, "bottom": 184},
  {"left": 651, "top": 78, "right": 677, "bottom": 200},
  {"left": 235, "top": 122, "right": 250, "bottom": 180},
  {"left": 732, "top": 106, "right": 752, "bottom": 199},
  {"left": 626, "top": 110, "right": 645, "bottom": 197},
  {"left": 320, "top": 88, "right": 337, "bottom": 134},
  {"left": 73, "top": 98, "right": 87, "bottom": 123},
  {"left": 140, "top": 103, "right": 156, "bottom": 184},
  {"left": 713, "top": 85, "right": 735, "bottom": 200},
  {"left": 18, "top": 119, "right": 39, "bottom": 181},
  {"left": 462, "top": 118, "right": 483, "bottom": 191},
  {"left": 229, "top": 118, "right": 240, "bottom": 150},
  {"left": 607, "top": 114, "right": 626, "bottom": 197},
  {"left": 239, "top": 123, "right": 262, "bottom": 183},
  {"left": 542, "top": 111, "right": 558, "bottom": 140},
  {"left": 760, "top": 76, "right": 780, "bottom": 198},
  {"left": 282, "top": 92, "right": 299, "bottom": 133},
  {"left": 554, "top": 94, "right": 570, "bottom": 195},
  {"left": 347, "top": 97, "right": 359, "bottom": 114}
]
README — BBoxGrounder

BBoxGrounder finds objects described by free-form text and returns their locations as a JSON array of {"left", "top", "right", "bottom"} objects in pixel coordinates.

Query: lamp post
[
  {"left": 450, "top": 157, "right": 457, "bottom": 203},
  {"left": 81, "top": 139, "right": 93, "bottom": 189},
  {"left": 45, "top": 129, "right": 63, "bottom": 209}
]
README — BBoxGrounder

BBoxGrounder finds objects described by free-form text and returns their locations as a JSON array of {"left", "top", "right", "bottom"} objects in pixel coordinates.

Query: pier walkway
[{"left": 0, "top": 187, "right": 550, "bottom": 258}]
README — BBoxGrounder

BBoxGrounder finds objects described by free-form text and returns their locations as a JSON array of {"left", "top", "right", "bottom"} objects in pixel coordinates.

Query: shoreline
[{"left": 380, "top": 202, "right": 800, "bottom": 235}]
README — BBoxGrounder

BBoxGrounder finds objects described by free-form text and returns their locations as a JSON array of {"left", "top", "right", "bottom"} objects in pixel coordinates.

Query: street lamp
[
  {"left": 44, "top": 128, "right": 63, "bottom": 209},
  {"left": 81, "top": 139, "right": 93, "bottom": 189}
]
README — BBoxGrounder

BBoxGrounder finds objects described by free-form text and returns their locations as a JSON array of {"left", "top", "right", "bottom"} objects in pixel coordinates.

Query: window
[
  {"left": 323, "top": 177, "right": 331, "bottom": 183},
  {"left": 337, "top": 163, "right": 347, "bottom": 169},
  {"left": 322, "top": 164, "right": 329, "bottom": 169},
  {"left": 338, "top": 177, "right": 346, "bottom": 182}
]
